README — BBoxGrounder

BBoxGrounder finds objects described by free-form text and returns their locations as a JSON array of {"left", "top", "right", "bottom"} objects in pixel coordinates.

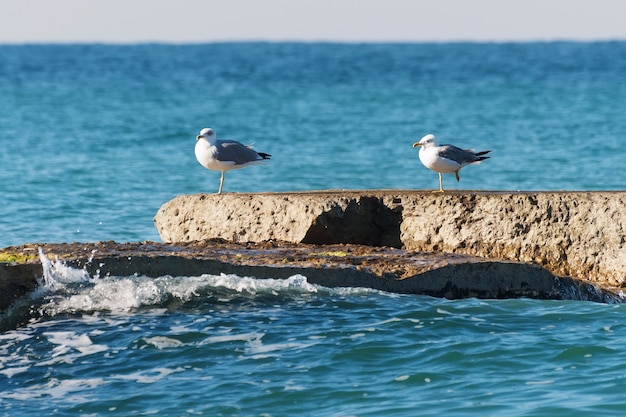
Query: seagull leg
[
  {"left": 437, "top": 173, "right": 444, "bottom": 193},
  {"left": 455, "top": 170, "right": 460, "bottom": 182},
  {"left": 217, "top": 171, "right": 225, "bottom": 194}
]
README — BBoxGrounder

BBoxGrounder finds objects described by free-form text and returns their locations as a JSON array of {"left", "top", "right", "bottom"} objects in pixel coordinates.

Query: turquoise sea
[{"left": 2, "top": 42, "right": 626, "bottom": 415}]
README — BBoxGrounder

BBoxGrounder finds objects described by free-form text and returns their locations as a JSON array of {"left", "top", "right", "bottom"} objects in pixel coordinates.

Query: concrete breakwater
[
  {"left": 154, "top": 190, "right": 626, "bottom": 288},
  {"left": 2, "top": 190, "right": 625, "bottom": 317}
]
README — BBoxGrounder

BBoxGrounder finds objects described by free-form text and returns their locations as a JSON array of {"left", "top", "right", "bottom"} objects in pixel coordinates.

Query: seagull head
[
  {"left": 196, "top": 127, "right": 215, "bottom": 142},
  {"left": 413, "top": 134, "right": 438, "bottom": 148}
]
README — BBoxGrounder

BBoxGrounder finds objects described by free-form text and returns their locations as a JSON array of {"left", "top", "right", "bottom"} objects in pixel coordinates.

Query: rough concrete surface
[
  {"left": 154, "top": 191, "right": 626, "bottom": 287},
  {"left": 154, "top": 192, "right": 403, "bottom": 247}
]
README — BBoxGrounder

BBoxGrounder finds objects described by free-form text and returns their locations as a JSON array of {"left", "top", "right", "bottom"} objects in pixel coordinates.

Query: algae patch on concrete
[{"left": 0, "top": 251, "right": 38, "bottom": 264}]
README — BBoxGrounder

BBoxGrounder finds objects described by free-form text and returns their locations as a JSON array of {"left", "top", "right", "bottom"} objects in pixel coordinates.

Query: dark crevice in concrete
[{"left": 302, "top": 197, "right": 402, "bottom": 247}]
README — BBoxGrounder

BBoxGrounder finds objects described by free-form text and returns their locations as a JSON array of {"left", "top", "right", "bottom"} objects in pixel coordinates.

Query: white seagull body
[
  {"left": 195, "top": 127, "right": 271, "bottom": 194},
  {"left": 413, "top": 134, "right": 490, "bottom": 192}
]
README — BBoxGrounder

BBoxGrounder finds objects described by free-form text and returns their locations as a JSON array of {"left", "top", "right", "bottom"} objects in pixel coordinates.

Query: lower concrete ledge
[{"left": 1, "top": 241, "right": 621, "bottom": 322}]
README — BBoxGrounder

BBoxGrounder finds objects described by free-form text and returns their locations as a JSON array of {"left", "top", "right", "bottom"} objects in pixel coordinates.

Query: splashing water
[
  {"left": 29, "top": 247, "right": 379, "bottom": 318},
  {"left": 36, "top": 247, "right": 91, "bottom": 292}
]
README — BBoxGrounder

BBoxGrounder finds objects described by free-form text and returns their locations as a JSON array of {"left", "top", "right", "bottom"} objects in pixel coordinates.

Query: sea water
[
  {"left": 3, "top": 256, "right": 626, "bottom": 416},
  {"left": 2, "top": 42, "right": 626, "bottom": 415}
]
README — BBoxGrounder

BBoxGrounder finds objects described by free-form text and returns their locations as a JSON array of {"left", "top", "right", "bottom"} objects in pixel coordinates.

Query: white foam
[
  {"left": 36, "top": 269, "right": 325, "bottom": 315},
  {"left": 40, "top": 331, "right": 108, "bottom": 365},
  {"left": 246, "top": 335, "right": 314, "bottom": 357},
  {"left": 0, "top": 331, "right": 32, "bottom": 343},
  {"left": 284, "top": 380, "right": 306, "bottom": 391},
  {"left": 201, "top": 332, "right": 264, "bottom": 345},
  {"left": 2, "top": 377, "right": 105, "bottom": 401},
  {"left": 0, "top": 331, "right": 35, "bottom": 379},
  {"left": 0, "top": 365, "right": 30, "bottom": 378},
  {"left": 141, "top": 336, "right": 184, "bottom": 349},
  {"left": 201, "top": 273, "right": 318, "bottom": 294},
  {"left": 525, "top": 380, "right": 555, "bottom": 386},
  {"left": 367, "top": 317, "right": 403, "bottom": 327},
  {"left": 112, "top": 367, "right": 186, "bottom": 384}
]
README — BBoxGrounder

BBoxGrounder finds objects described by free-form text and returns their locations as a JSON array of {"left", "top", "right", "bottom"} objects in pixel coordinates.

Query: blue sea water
[{"left": 2, "top": 42, "right": 626, "bottom": 415}]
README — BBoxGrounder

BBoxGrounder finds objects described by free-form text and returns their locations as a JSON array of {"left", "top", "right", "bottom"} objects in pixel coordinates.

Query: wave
[
  {"left": 2, "top": 246, "right": 624, "bottom": 332},
  {"left": 1, "top": 248, "right": 389, "bottom": 330}
]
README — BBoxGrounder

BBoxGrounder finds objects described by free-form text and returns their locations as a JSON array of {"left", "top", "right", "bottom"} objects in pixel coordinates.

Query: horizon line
[{"left": 2, "top": 37, "right": 626, "bottom": 46}]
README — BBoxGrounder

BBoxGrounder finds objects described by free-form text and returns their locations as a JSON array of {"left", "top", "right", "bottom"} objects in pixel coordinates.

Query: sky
[{"left": 1, "top": 0, "right": 625, "bottom": 43}]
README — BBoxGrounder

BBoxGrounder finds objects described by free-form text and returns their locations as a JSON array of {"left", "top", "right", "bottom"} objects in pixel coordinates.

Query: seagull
[
  {"left": 413, "top": 134, "right": 491, "bottom": 192},
  {"left": 195, "top": 127, "right": 271, "bottom": 194}
]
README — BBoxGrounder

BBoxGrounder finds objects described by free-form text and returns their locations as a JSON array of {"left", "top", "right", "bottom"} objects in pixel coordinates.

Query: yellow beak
[{"left": 412, "top": 142, "right": 422, "bottom": 148}]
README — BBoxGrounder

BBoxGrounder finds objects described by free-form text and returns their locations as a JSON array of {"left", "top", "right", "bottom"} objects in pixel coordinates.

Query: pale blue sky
[{"left": 1, "top": 0, "right": 625, "bottom": 43}]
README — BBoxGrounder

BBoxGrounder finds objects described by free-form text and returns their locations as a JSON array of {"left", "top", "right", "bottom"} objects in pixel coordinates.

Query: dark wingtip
[
  {"left": 258, "top": 152, "right": 271, "bottom": 160},
  {"left": 475, "top": 150, "right": 492, "bottom": 156}
]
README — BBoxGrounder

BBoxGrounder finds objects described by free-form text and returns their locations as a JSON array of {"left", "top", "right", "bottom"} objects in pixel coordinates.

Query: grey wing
[
  {"left": 216, "top": 140, "right": 265, "bottom": 165},
  {"left": 437, "top": 144, "right": 485, "bottom": 164}
]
